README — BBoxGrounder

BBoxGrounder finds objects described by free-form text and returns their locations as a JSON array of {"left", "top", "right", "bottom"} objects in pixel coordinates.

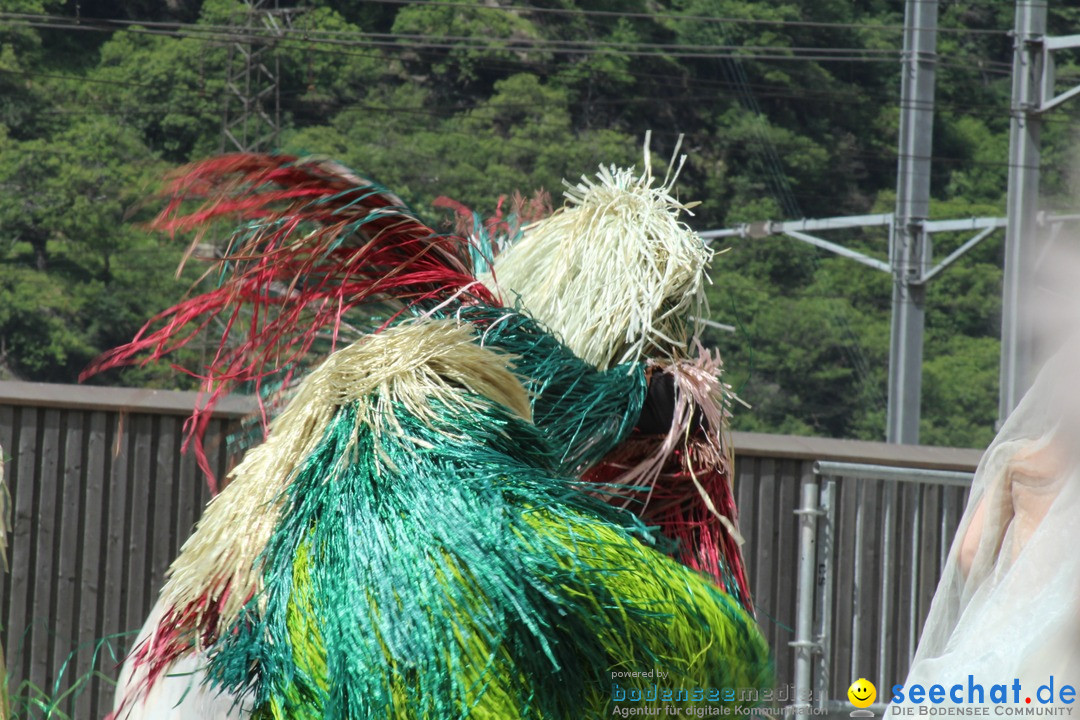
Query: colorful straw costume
[{"left": 95, "top": 143, "right": 772, "bottom": 719}]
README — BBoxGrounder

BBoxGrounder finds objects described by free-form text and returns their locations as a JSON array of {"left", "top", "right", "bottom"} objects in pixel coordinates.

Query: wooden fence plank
[
  {"left": 771, "top": 459, "right": 800, "bottom": 688},
  {"left": 101, "top": 411, "right": 130, "bottom": 679},
  {"left": 151, "top": 416, "right": 178, "bottom": 597},
  {"left": 10, "top": 406, "right": 39, "bottom": 689},
  {"left": 892, "top": 483, "right": 917, "bottom": 679},
  {"left": 915, "top": 484, "right": 940, "bottom": 650},
  {"left": 0, "top": 405, "right": 12, "bottom": 471},
  {"left": 830, "top": 476, "right": 857, "bottom": 689},
  {"left": 123, "top": 415, "right": 154, "bottom": 647},
  {"left": 79, "top": 411, "right": 110, "bottom": 720},
  {"left": 175, "top": 427, "right": 203, "bottom": 557},
  {"left": 858, "top": 480, "right": 881, "bottom": 684},
  {"left": 0, "top": 404, "right": 15, "bottom": 668},
  {"left": 51, "top": 410, "right": 83, "bottom": 715},
  {"left": 753, "top": 458, "right": 777, "bottom": 653},
  {"left": 29, "top": 408, "right": 62, "bottom": 695},
  {"left": 734, "top": 456, "right": 757, "bottom": 558},
  {"left": 877, "top": 480, "right": 899, "bottom": 688}
]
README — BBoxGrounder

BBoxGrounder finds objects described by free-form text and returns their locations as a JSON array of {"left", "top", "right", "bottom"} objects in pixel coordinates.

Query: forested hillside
[{"left": 3, "top": 0, "right": 1080, "bottom": 447}]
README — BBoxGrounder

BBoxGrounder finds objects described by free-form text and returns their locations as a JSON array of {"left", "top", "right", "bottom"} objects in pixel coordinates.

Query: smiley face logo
[{"left": 848, "top": 678, "right": 877, "bottom": 709}]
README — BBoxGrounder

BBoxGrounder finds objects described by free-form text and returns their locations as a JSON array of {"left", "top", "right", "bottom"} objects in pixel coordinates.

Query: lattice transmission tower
[{"left": 221, "top": 0, "right": 292, "bottom": 153}]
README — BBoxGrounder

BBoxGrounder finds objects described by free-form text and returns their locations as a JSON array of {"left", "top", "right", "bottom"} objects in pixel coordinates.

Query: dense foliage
[{"left": 3, "top": 0, "right": 1080, "bottom": 447}]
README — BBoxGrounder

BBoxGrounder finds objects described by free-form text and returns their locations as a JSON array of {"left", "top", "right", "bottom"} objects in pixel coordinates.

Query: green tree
[{"left": 0, "top": 0, "right": 1058, "bottom": 447}]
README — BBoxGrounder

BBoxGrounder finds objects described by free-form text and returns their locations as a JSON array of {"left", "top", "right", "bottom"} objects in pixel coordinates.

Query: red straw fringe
[
  {"left": 583, "top": 437, "right": 751, "bottom": 613},
  {"left": 82, "top": 154, "right": 494, "bottom": 490}
]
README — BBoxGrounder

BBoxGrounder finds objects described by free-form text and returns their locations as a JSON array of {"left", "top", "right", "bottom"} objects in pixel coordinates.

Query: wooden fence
[
  {"left": 0, "top": 382, "right": 249, "bottom": 719},
  {"left": 0, "top": 381, "right": 983, "bottom": 719}
]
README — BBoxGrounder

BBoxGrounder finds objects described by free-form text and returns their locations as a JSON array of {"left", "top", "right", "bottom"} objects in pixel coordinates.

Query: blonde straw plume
[
  {"left": 487, "top": 132, "right": 712, "bottom": 369},
  {"left": 158, "top": 319, "right": 530, "bottom": 644}
]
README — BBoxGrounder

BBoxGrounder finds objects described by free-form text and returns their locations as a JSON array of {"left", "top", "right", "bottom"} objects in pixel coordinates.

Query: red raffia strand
[
  {"left": 81, "top": 154, "right": 496, "bottom": 492},
  {"left": 434, "top": 191, "right": 552, "bottom": 248},
  {"left": 582, "top": 438, "right": 751, "bottom": 613},
  {"left": 579, "top": 346, "right": 752, "bottom": 612},
  {"left": 107, "top": 585, "right": 238, "bottom": 720}
]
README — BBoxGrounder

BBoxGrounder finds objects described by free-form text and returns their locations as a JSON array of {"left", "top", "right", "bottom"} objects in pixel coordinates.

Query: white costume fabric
[
  {"left": 111, "top": 599, "right": 247, "bottom": 720},
  {"left": 900, "top": 348, "right": 1080, "bottom": 702}
]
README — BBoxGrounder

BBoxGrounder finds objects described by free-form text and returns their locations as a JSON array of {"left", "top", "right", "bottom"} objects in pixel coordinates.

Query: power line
[
  {"left": 697, "top": 26, "right": 887, "bottom": 414},
  {"left": 18, "top": 105, "right": 1057, "bottom": 173},
  {"left": 349, "top": 0, "right": 1010, "bottom": 36},
  {"left": 6, "top": 68, "right": 1036, "bottom": 134},
  {"left": 3, "top": 56, "right": 1022, "bottom": 116},
  {"left": 14, "top": 14, "right": 911, "bottom": 54},
  {"left": 0, "top": 6, "right": 1015, "bottom": 37},
  {"left": 2, "top": 13, "right": 1043, "bottom": 188},
  {"left": 1, "top": 14, "right": 1016, "bottom": 77},
  {"left": 13, "top": 68, "right": 1066, "bottom": 175},
  {"left": 5, "top": 12, "right": 891, "bottom": 49},
  {"left": 0, "top": 18, "right": 905, "bottom": 63}
]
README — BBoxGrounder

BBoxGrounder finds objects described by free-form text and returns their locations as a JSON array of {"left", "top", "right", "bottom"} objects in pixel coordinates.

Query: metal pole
[
  {"left": 908, "top": 483, "right": 923, "bottom": 663},
  {"left": 793, "top": 481, "right": 821, "bottom": 711},
  {"left": 888, "top": 0, "right": 939, "bottom": 444},
  {"left": 1000, "top": 0, "right": 1047, "bottom": 423},
  {"left": 877, "top": 481, "right": 896, "bottom": 693},
  {"left": 814, "top": 480, "right": 836, "bottom": 709},
  {"left": 850, "top": 481, "right": 866, "bottom": 680}
]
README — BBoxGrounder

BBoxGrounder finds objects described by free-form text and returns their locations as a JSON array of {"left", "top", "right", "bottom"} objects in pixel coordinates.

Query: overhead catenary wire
[
  {"left": 0, "top": 13, "right": 911, "bottom": 53},
  {"left": 12, "top": 89, "right": 1059, "bottom": 176},
  {"left": 322, "top": 0, "right": 1012, "bottom": 36},
  {"left": 0, "top": 59, "right": 1016, "bottom": 105},
  {"left": 1, "top": 14, "right": 1030, "bottom": 231},
  {"left": 11, "top": 70, "right": 1063, "bottom": 179},
  {"left": 0, "top": 15, "right": 1016, "bottom": 81},
  {"left": 0, "top": 13, "right": 1015, "bottom": 71},
  {"left": 6, "top": 60, "right": 1049, "bottom": 135}
]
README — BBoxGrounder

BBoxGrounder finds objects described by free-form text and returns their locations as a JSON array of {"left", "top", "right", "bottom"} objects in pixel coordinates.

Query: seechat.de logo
[{"left": 890, "top": 675, "right": 1078, "bottom": 715}]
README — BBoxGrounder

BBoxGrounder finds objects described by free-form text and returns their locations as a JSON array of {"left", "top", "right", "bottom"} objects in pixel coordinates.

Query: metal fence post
[
  {"left": 878, "top": 480, "right": 897, "bottom": 692},
  {"left": 792, "top": 480, "right": 823, "bottom": 710},
  {"left": 814, "top": 479, "right": 836, "bottom": 709}
]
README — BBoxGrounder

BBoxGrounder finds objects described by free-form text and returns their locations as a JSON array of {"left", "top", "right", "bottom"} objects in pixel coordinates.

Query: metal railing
[{"left": 791, "top": 461, "right": 975, "bottom": 714}]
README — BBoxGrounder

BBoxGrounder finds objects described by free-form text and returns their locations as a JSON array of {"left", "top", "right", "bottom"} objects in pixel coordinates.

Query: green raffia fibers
[
  {"left": 448, "top": 303, "right": 648, "bottom": 478},
  {"left": 222, "top": 298, "right": 648, "bottom": 486},
  {"left": 206, "top": 390, "right": 771, "bottom": 719}
]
